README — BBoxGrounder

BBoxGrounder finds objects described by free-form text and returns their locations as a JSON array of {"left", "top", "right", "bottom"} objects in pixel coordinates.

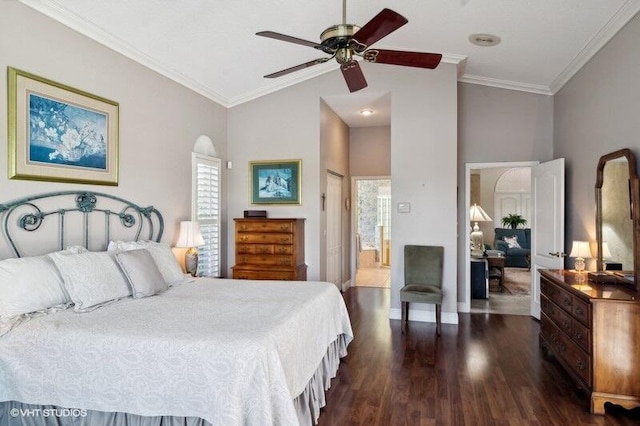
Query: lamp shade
[
  {"left": 176, "top": 221, "right": 205, "bottom": 248},
  {"left": 469, "top": 204, "right": 492, "bottom": 222},
  {"left": 569, "top": 241, "right": 591, "bottom": 259}
]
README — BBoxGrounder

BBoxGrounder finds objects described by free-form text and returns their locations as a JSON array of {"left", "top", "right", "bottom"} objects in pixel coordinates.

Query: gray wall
[
  {"left": 0, "top": 2, "right": 228, "bottom": 260},
  {"left": 319, "top": 100, "right": 351, "bottom": 284},
  {"left": 457, "top": 83, "right": 554, "bottom": 307},
  {"left": 554, "top": 11, "right": 640, "bottom": 272},
  {"left": 349, "top": 126, "right": 391, "bottom": 177},
  {"left": 229, "top": 62, "right": 460, "bottom": 322}
]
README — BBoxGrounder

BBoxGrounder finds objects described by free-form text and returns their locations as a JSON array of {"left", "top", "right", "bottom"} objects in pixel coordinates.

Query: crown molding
[
  {"left": 549, "top": 0, "right": 640, "bottom": 94},
  {"left": 459, "top": 74, "right": 552, "bottom": 95}
]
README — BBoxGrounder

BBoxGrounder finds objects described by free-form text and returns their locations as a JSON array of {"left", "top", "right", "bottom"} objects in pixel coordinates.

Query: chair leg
[
  {"left": 435, "top": 304, "right": 441, "bottom": 337},
  {"left": 401, "top": 301, "right": 408, "bottom": 333}
]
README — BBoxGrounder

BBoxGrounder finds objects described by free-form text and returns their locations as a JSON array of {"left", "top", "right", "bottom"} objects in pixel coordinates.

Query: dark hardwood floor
[{"left": 318, "top": 287, "right": 640, "bottom": 425}]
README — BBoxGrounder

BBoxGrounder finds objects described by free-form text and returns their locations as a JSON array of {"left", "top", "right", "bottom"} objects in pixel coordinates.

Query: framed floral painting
[
  {"left": 8, "top": 67, "right": 119, "bottom": 185},
  {"left": 250, "top": 159, "right": 301, "bottom": 205}
]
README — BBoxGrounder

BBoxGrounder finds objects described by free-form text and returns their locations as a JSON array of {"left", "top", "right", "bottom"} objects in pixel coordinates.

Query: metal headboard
[{"left": 0, "top": 191, "right": 164, "bottom": 258}]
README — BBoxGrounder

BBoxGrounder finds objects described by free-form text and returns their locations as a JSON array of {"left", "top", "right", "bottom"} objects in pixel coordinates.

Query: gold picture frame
[{"left": 8, "top": 67, "right": 119, "bottom": 186}]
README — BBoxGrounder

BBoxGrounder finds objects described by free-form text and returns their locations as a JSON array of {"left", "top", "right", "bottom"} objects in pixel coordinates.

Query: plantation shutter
[{"left": 192, "top": 153, "right": 221, "bottom": 277}]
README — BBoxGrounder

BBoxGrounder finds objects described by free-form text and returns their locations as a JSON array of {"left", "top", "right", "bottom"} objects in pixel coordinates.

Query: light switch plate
[{"left": 397, "top": 202, "right": 411, "bottom": 213}]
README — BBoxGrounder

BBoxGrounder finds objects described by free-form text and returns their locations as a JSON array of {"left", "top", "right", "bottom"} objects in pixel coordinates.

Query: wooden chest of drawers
[
  {"left": 539, "top": 269, "right": 640, "bottom": 414},
  {"left": 232, "top": 218, "right": 307, "bottom": 280}
]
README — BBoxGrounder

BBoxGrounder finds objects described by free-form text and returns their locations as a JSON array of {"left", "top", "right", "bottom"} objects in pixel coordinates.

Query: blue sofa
[{"left": 494, "top": 228, "right": 531, "bottom": 268}]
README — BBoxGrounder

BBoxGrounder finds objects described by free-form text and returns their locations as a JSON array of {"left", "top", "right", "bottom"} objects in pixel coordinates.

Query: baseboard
[
  {"left": 389, "top": 307, "right": 459, "bottom": 325},
  {"left": 341, "top": 279, "right": 351, "bottom": 292}
]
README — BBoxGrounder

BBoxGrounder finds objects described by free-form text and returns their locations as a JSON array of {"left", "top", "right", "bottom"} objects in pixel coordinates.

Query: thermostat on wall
[{"left": 397, "top": 202, "right": 411, "bottom": 213}]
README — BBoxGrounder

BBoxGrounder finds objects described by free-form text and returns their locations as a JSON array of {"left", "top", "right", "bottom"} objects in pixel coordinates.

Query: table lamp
[
  {"left": 569, "top": 240, "right": 591, "bottom": 272},
  {"left": 176, "top": 221, "right": 205, "bottom": 276},
  {"left": 469, "top": 203, "right": 492, "bottom": 256}
]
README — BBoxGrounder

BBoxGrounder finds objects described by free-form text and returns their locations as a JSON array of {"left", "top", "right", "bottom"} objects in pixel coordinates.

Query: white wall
[{"left": 0, "top": 2, "right": 227, "bottom": 259}]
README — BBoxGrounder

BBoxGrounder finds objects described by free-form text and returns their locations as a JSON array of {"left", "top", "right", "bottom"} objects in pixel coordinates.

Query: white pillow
[
  {"left": 108, "top": 240, "right": 188, "bottom": 286},
  {"left": 49, "top": 251, "right": 132, "bottom": 312},
  {"left": 0, "top": 255, "right": 70, "bottom": 321},
  {"left": 115, "top": 249, "right": 168, "bottom": 298},
  {"left": 503, "top": 235, "right": 522, "bottom": 249}
]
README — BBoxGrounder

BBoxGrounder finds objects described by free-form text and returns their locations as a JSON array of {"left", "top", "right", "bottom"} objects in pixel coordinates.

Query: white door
[
  {"left": 326, "top": 173, "right": 343, "bottom": 289},
  {"left": 530, "top": 158, "right": 565, "bottom": 319}
]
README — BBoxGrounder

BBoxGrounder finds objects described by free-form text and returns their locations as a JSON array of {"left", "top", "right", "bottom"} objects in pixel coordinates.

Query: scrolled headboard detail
[{"left": 0, "top": 191, "right": 163, "bottom": 258}]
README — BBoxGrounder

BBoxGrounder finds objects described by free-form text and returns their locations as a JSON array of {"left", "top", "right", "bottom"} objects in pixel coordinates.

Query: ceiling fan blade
[
  {"left": 264, "top": 58, "right": 330, "bottom": 78},
  {"left": 256, "top": 31, "right": 323, "bottom": 50},
  {"left": 351, "top": 9, "right": 408, "bottom": 50},
  {"left": 341, "top": 61, "right": 368, "bottom": 92},
  {"left": 368, "top": 49, "right": 443, "bottom": 69}
]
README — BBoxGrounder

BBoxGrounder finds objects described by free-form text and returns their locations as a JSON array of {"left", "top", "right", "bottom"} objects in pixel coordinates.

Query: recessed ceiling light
[
  {"left": 469, "top": 33, "right": 501, "bottom": 47},
  {"left": 359, "top": 109, "right": 374, "bottom": 116}
]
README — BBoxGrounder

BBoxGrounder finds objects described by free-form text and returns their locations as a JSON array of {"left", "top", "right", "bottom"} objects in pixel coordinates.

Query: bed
[{"left": 0, "top": 191, "right": 353, "bottom": 426}]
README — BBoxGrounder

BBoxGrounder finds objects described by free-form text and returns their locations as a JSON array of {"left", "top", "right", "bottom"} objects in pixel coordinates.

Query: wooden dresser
[
  {"left": 539, "top": 269, "right": 640, "bottom": 414},
  {"left": 232, "top": 218, "right": 307, "bottom": 281}
]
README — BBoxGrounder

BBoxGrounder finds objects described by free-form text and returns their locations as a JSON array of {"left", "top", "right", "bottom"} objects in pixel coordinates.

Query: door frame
[
  {"left": 350, "top": 175, "right": 391, "bottom": 289},
  {"left": 462, "top": 161, "right": 539, "bottom": 313}
]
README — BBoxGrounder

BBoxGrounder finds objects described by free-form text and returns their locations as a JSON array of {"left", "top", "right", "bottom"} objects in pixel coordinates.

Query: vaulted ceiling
[{"left": 20, "top": 0, "right": 640, "bottom": 117}]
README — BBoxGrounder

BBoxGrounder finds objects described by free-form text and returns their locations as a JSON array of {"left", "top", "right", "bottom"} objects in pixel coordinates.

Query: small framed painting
[
  {"left": 8, "top": 67, "right": 119, "bottom": 186},
  {"left": 250, "top": 159, "right": 301, "bottom": 205}
]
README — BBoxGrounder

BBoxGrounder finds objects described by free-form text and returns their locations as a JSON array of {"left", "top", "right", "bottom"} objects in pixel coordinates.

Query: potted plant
[{"left": 501, "top": 213, "right": 528, "bottom": 229}]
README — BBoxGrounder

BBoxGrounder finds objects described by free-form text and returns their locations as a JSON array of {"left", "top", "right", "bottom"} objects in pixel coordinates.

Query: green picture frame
[
  {"left": 250, "top": 159, "right": 301, "bottom": 205},
  {"left": 8, "top": 67, "right": 119, "bottom": 186}
]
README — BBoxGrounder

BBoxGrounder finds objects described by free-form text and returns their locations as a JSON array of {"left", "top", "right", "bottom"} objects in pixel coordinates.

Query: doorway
[
  {"left": 353, "top": 177, "right": 391, "bottom": 288},
  {"left": 465, "top": 162, "right": 538, "bottom": 315}
]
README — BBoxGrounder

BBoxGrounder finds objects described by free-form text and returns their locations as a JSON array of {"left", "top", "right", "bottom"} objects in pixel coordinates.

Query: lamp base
[{"left": 185, "top": 247, "right": 199, "bottom": 277}]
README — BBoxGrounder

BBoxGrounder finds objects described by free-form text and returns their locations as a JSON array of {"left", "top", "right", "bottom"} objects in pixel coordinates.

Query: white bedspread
[{"left": 0, "top": 279, "right": 353, "bottom": 425}]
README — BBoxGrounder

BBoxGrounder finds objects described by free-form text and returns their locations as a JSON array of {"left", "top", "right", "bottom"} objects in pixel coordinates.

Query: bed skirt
[{"left": 0, "top": 334, "right": 349, "bottom": 426}]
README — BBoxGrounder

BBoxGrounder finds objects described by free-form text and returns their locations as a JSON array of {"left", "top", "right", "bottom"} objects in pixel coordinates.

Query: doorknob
[{"left": 548, "top": 251, "right": 567, "bottom": 258}]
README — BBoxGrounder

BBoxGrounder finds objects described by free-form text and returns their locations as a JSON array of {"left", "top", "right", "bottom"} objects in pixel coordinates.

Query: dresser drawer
[
  {"left": 541, "top": 294, "right": 572, "bottom": 335},
  {"left": 235, "top": 254, "right": 294, "bottom": 266},
  {"left": 236, "top": 221, "right": 293, "bottom": 233},
  {"left": 572, "top": 296, "right": 591, "bottom": 327},
  {"left": 572, "top": 319, "right": 591, "bottom": 354},
  {"left": 237, "top": 244, "right": 273, "bottom": 254},
  {"left": 233, "top": 269, "right": 297, "bottom": 280},
  {"left": 541, "top": 277, "right": 573, "bottom": 314},
  {"left": 236, "top": 233, "right": 293, "bottom": 244}
]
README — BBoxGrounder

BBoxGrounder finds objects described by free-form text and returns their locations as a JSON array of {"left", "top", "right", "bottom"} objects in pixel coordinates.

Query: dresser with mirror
[{"left": 539, "top": 148, "right": 640, "bottom": 415}]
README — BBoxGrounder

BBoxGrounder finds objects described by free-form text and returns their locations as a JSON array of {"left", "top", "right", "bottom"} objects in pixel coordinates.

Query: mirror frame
[{"left": 595, "top": 148, "right": 640, "bottom": 289}]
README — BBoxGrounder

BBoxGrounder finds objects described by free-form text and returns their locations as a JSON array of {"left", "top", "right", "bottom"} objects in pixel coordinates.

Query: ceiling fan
[{"left": 256, "top": 0, "right": 443, "bottom": 93}]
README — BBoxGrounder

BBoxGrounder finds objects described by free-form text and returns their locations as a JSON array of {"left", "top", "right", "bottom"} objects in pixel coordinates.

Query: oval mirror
[{"left": 595, "top": 148, "right": 640, "bottom": 288}]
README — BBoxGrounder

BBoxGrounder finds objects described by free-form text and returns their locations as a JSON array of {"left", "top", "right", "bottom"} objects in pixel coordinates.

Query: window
[{"left": 192, "top": 153, "right": 221, "bottom": 277}]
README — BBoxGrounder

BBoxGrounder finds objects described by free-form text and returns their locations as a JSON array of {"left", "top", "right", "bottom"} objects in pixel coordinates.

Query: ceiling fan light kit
[{"left": 256, "top": 2, "right": 443, "bottom": 93}]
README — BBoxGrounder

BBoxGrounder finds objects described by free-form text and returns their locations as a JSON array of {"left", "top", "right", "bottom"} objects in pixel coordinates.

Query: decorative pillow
[
  {"left": 115, "top": 249, "right": 168, "bottom": 298},
  {"left": 0, "top": 255, "right": 70, "bottom": 321},
  {"left": 503, "top": 236, "right": 521, "bottom": 249},
  {"left": 108, "top": 240, "right": 188, "bottom": 286},
  {"left": 49, "top": 251, "right": 132, "bottom": 312}
]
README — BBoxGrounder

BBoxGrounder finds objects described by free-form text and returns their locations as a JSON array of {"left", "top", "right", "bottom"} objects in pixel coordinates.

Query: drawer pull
[
  {"left": 562, "top": 321, "right": 570, "bottom": 331},
  {"left": 280, "top": 238, "right": 289, "bottom": 243},
  {"left": 550, "top": 334, "right": 558, "bottom": 343},
  {"left": 576, "top": 359, "right": 586, "bottom": 371},
  {"left": 280, "top": 225, "right": 289, "bottom": 230},
  {"left": 575, "top": 332, "right": 583, "bottom": 341},
  {"left": 563, "top": 298, "right": 571, "bottom": 307},
  {"left": 240, "top": 236, "right": 248, "bottom": 242},
  {"left": 559, "top": 343, "right": 566, "bottom": 352},
  {"left": 575, "top": 307, "right": 584, "bottom": 316}
]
